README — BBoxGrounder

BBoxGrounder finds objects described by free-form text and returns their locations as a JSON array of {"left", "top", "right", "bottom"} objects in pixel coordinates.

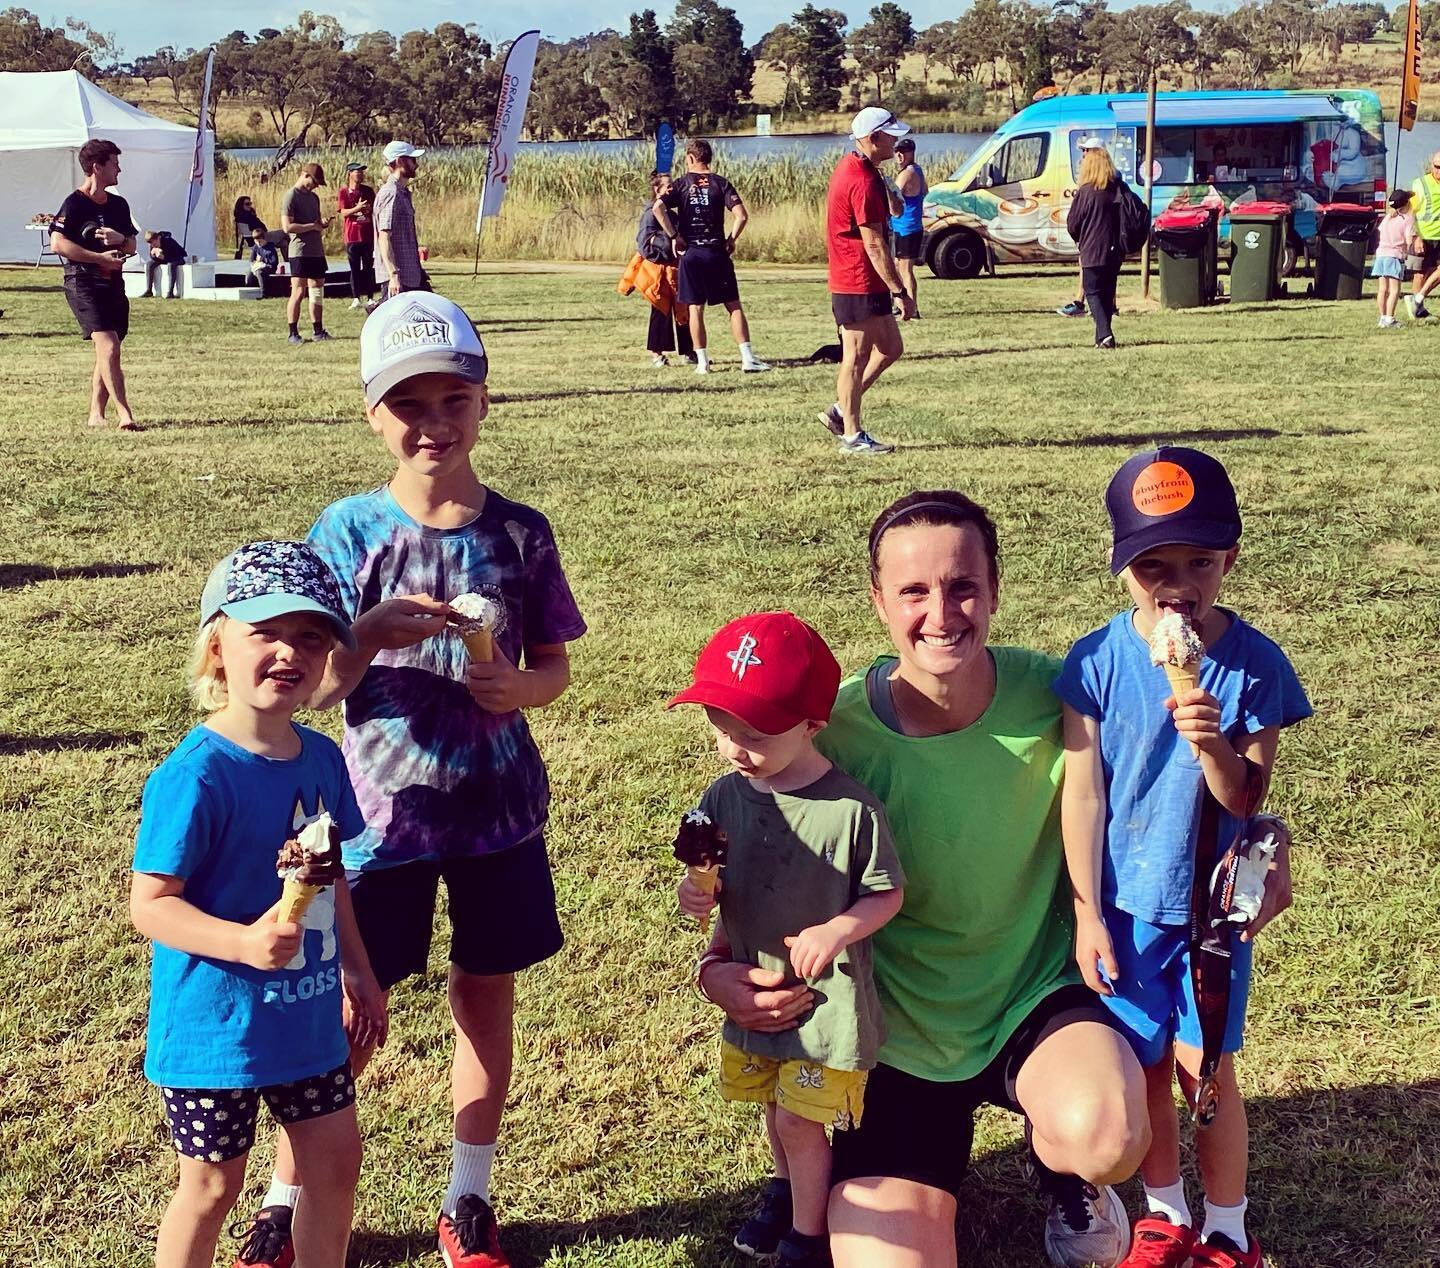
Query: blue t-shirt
[
  {"left": 133, "top": 724, "right": 365, "bottom": 1088},
  {"left": 307, "top": 485, "right": 587, "bottom": 871},
  {"left": 1054, "top": 609, "right": 1311, "bottom": 924}
]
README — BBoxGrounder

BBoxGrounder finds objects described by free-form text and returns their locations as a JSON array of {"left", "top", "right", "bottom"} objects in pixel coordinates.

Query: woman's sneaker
[
  {"left": 1117, "top": 1216, "right": 1196, "bottom": 1266},
  {"left": 230, "top": 1205, "right": 295, "bottom": 1268},
  {"left": 837, "top": 430, "right": 895, "bottom": 455},
  {"left": 1190, "top": 1232, "right": 1264, "bottom": 1268},
  {"left": 732, "top": 1177, "right": 792, "bottom": 1257}
]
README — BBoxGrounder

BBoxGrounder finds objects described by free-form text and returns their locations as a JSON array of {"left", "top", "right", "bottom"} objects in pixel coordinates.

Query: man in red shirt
[{"left": 819, "top": 107, "right": 915, "bottom": 456}]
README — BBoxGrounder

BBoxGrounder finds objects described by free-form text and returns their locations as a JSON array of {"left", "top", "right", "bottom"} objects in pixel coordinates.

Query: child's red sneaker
[
  {"left": 230, "top": 1205, "right": 295, "bottom": 1268},
  {"left": 438, "top": 1194, "right": 511, "bottom": 1268},
  {"left": 1191, "top": 1232, "right": 1264, "bottom": 1268},
  {"left": 1117, "top": 1216, "right": 1197, "bottom": 1267}
]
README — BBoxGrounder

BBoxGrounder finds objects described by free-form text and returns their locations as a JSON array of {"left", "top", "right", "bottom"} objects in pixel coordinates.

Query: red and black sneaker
[
  {"left": 1192, "top": 1232, "right": 1265, "bottom": 1268},
  {"left": 438, "top": 1194, "right": 511, "bottom": 1268},
  {"left": 1117, "top": 1216, "right": 1197, "bottom": 1267},
  {"left": 230, "top": 1205, "right": 296, "bottom": 1268}
]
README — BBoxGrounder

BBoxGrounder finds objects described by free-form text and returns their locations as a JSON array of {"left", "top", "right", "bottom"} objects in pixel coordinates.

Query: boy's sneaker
[
  {"left": 287, "top": 332, "right": 303, "bottom": 345},
  {"left": 817, "top": 404, "right": 845, "bottom": 436},
  {"left": 837, "top": 430, "right": 895, "bottom": 455},
  {"left": 1057, "top": 299, "right": 1087, "bottom": 317},
  {"left": 776, "top": 1228, "right": 832, "bottom": 1267},
  {"left": 1027, "top": 1144, "right": 1130, "bottom": 1268},
  {"left": 733, "top": 1177, "right": 792, "bottom": 1258},
  {"left": 1116, "top": 1216, "right": 1196, "bottom": 1267},
  {"left": 1191, "top": 1233, "right": 1264, "bottom": 1268},
  {"left": 312, "top": 329, "right": 333, "bottom": 342},
  {"left": 230, "top": 1205, "right": 295, "bottom": 1268},
  {"left": 742, "top": 357, "right": 772, "bottom": 372},
  {"left": 438, "top": 1194, "right": 510, "bottom": 1268}
]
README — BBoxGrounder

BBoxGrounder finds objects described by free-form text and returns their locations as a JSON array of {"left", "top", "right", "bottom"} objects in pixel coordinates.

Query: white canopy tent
[{"left": 0, "top": 70, "right": 215, "bottom": 265}]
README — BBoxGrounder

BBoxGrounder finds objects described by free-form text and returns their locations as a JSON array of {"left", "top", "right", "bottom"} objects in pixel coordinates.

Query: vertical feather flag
[
  {"left": 1401, "top": 0, "right": 1422, "bottom": 132},
  {"left": 182, "top": 46, "right": 215, "bottom": 251},
  {"left": 477, "top": 30, "right": 541, "bottom": 228}
]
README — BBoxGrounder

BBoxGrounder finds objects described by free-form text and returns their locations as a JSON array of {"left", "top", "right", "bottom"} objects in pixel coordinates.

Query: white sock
[
  {"left": 739, "top": 340, "right": 756, "bottom": 364},
  {"left": 264, "top": 1174, "right": 302, "bottom": 1210},
  {"left": 696, "top": 348, "right": 710, "bottom": 368},
  {"left": 1143, "top": 1178, "right": 1192, "bottom": 1229},
  {"left": 442, "top": 1139, "right": 497, "bottom": 1216},
  {"left": 1201, "top": 1197, "right": 1248, "bottom": 1251}
]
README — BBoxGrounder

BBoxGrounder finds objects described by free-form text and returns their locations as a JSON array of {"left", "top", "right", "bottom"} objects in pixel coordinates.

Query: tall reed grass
[{"left": 215, "top": 145, "right": 970, "bottom": 263}]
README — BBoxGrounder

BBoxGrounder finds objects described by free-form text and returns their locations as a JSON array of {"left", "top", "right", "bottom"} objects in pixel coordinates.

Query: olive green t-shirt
[
  {"left": 816, "top": 647, "right": 1079, "bottom": 1082},
  {"left": 280, "top": 186, "right": 324, "bottom": 258},
  {"left": 705, "top": 766, "right": 904, "bottom": 1071}
]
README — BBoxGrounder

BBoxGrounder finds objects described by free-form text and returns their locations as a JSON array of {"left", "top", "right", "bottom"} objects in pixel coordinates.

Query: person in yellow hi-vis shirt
[{"left": 1406, "top": 151, "right": 1440, "bottom": 318}]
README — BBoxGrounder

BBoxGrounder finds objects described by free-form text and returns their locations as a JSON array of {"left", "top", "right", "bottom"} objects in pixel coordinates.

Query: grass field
[{"left": 1, "top": 258, "right": 1437, "bottom": 1268}]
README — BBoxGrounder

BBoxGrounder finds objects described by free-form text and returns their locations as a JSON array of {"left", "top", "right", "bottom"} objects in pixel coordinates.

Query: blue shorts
[
  {"left": 1097, "top": 907, "right": 1250, "bottom": 1067},
  {"left": 1371, "top": 255, "right": 1405, "bottom": 280}
]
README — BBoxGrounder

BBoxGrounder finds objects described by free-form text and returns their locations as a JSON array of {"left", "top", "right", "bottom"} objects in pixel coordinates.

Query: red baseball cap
[{"left": 667, "top": 612, "right": 842, "bottom": 735}]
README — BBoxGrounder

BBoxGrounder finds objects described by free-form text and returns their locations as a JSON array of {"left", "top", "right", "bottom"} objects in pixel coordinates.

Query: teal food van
[{"left": 923, "top": 89, "right": 1386, "bottom": 278}]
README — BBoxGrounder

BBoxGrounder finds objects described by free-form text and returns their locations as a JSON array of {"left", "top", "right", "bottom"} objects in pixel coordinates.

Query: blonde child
[
  {"left": 672, "top": 612, "right": 904, "bottom": 1267},
  {"left": 130, "top": 541, "right": 386, "bottom": 1268},
  {"left": 1055, "top": 447, "right": 1311, "bottom": 1268},
  {"left": 1374, "top": 189, "right": 1417, "bottom": 327}
]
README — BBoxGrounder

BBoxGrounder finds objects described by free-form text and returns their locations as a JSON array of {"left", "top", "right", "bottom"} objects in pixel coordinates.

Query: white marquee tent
[{"left": 0, "top": 70, "right": 215, "bottom": 265}]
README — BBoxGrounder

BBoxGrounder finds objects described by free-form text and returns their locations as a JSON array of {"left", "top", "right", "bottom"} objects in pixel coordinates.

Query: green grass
[{"left": 1, "top": 260, "right": 1438, "bottom": 1267}]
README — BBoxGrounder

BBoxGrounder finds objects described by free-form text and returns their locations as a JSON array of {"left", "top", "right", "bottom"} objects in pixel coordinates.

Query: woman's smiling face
[{"left": 871, "top": 521, "right": 998, "bottom": 679}]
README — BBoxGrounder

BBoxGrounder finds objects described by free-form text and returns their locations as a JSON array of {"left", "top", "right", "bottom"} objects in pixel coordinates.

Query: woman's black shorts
[
  {"left": 893, "top": 231, "right": 924, "bottom": 261},
  {"left": 64, "top": 273, "right": 128, "bottom": 341}
]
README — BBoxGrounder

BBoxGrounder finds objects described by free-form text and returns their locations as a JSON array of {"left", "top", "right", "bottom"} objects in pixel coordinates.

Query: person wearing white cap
[
  {"left": 816, "top": 107, "right": 915, "bottom": 456},
  {"left": 374, "top": 140, "right": 428, "bottom": 300}
]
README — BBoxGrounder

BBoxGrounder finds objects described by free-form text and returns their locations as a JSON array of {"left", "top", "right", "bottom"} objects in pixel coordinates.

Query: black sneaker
[
  {"left": 733, "top": 1177, "right": 792, "bottom": 1258},
  {"left": 1056, "top": 299, "right": 1086, "bottom": 317},
  {"left": 229, "top": 1205, "right": 295, "bottom": 1267},
  {"left": 1097, "top": 335, "right": 1117, "bottom": 350},
  {"left": 777, "top": 1229, "right": 832, "bottom": 1267}
]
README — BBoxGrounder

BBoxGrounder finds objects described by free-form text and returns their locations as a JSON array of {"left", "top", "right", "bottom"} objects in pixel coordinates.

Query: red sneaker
[
  {"left": 230, "top": 1205, "right": 295, "bottom": 1268},
  {"left": 1191, "top": 1232, "right": 1264, "bottom": 1268},
  {"left": 1117, "top": 1216, "right": 1197, "bottom": 1267},
  {"left": 438, "top": 1195, "right": 511, "bottom": 1268}
]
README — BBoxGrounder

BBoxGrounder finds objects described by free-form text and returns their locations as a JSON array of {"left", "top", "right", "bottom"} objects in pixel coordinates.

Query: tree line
[{"left": 0, "top": 0, "right": 1419, "bottom": 146}]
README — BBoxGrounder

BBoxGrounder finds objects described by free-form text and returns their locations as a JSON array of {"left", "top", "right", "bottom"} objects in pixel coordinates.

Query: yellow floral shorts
[{"left": 720, "top": 1040, "right": 867, "bottom": 1129}]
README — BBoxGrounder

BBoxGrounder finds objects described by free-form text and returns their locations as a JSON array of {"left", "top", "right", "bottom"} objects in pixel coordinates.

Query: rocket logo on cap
[{"left": 726, "top": 634, "right": 762, "bottom": 680}]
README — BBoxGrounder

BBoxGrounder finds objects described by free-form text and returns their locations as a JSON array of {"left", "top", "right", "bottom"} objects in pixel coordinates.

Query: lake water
[{"left": 224, "top": 120, "right": 1440, "bottom": 183}]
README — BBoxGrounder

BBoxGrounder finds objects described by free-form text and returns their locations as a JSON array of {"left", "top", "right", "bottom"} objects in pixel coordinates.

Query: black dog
[{"left": 808, "top": 342, "right": 843, "bottom": 363}]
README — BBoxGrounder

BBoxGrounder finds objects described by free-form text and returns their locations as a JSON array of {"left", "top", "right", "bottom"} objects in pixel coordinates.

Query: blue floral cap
[{"left": 199, "top": 541, "right": 356, "bottom": 650}]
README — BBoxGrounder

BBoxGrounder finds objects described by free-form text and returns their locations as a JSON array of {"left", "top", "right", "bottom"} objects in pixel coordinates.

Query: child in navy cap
[
  {"left": 1053, "top": 448, "right": 1311, "bottom": 1268},
  {"left": 672, "top": 612, "right": 905, "bottom": 1267}
]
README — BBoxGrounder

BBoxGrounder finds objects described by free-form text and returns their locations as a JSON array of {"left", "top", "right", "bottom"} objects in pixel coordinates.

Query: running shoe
[
  {"left": 651, "top": 353, "right": 668, "bottom": 367},
  {"left": 311, "top": 329, "right": 333, "bottom": 342},
  {"left": 438, "top": 1195, "right": 510, "bottom": 1268},
  {"left": 1057, "top": 299, "right": 1087, "bottom": 317},
  {"left": 230, "top": 1205, "right": 295, "bottom": 1268},
  {"left": 837, "top": 430, "right": 895, "bottom": 455},
  {"left": 1191, "top": 1233, "right": 1264, "bottom": 1268},
  {"left": 733, "top": 1177, "right": 792, "bottom": 1258},
  {"left": 817, "top": 404, "right": 844, "bottom": 436},
  {"left": 287, "top": 332, "right": 303, "bottom": 345},
  {"left": 1097, "top": 335, "right": 1117, "bottom": 349},
  {"left": 742, "top": 358, "right": 772, "bottom": 372},
  {"left": 775, "top": 1229, "right": 833, "bottom": 1267},
  {"left": 1406, "top": 294, "right": 1426, "bottom": 319},
  {"left": 1116, "top": 1216, "right": 1196, "bottom": 1267},
  {"left": 1027, "top": 1144, "right": 1131, "bottom": 1268}
]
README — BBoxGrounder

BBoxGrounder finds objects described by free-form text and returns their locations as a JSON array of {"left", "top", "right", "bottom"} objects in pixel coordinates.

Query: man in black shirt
[
  {"left": 652, "top": 138, "right": 770, "bottom": 374},
  {"left": 51, "top": 137, "right": 139, "bottom": 431}
]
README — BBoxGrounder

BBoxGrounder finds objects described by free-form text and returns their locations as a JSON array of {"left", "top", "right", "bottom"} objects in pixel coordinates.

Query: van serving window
[{"left": 1108, "top": 95, "right": 1347, "bottom": 127}]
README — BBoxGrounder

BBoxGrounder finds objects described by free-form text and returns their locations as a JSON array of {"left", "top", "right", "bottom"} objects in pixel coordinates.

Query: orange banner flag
[{"left": 1402, "top": 0, "right": 1422, "bottom": 132}]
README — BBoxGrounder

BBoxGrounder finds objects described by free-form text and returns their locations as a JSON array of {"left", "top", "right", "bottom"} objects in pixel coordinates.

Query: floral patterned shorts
[
  {"left": 159, "top": 1062, "right": 355, "bottom": 1162},
  {"left": 720, "top": 1041, "right": 867, "bottom": 1130}
]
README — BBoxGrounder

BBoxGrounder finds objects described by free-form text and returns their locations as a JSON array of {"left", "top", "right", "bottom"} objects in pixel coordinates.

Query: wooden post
[{"left": 1141, "top": 67, "right": 1158, "bottom": 300}]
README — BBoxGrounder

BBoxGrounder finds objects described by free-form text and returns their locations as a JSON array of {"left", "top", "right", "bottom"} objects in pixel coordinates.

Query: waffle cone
[
  {"left": 1162, "top": 661, "right": 1202, "bottom": 756},
  {"left": 688, "top": 863, "right": 719, "bottom": 936},
  {"left": 277, "top": 877, "right": 323, "bottom": 924},
  {"left": 462, "top": 629, "right": 493, "bottom": 661}
]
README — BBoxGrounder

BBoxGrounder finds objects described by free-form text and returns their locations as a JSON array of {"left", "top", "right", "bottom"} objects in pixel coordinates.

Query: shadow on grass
[
  {"left": 475, "top": 314, "right": 597, "bottom": 326},
  {"left": 135, "top": 415, "right": 357, "bottom": 431},
  {"left": 0, "top": 560, "right": 162, "bottom": 589},
  {"left": 0, "top": 329, "right": 72, "bottom": 338},
  {"left": 344, "top": 1082, "right": 1440, "bottom": 1267},
  {"left": 0, "top": 730, "right": 145, "bottom": 754}
]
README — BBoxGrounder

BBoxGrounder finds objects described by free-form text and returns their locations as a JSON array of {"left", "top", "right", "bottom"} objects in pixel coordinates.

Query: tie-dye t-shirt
[{"left": 308, "top": 485, "right": 587, "bottom": 871}]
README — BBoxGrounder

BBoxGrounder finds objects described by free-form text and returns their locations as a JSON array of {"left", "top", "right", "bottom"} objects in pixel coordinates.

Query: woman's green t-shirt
[{"left": 816, "top": 646, "right": 1079, "bottom": 1082}]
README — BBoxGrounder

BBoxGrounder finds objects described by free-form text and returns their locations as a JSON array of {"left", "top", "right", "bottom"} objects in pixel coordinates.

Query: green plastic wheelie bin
[
  {"left": 1154, "top": 208, "right": 1213, "bottom": 309},
  {"left": 1228, "top": 201, "right": 1290, "bottom": 302},
  {"left": 1313, "top": 202, "right": 1376, "bottom": 301}
]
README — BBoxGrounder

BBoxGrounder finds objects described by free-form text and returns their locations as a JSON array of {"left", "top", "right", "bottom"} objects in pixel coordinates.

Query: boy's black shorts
[
  {"left": 829, "top": 984, "right": 1115, "bottom": 1197},
  {"left": 349, "top": 833, "right": 562, "bottom": 988},
  {"left": 288, "top": 255, "right": 328, "bottom": 280},
  {"left": 677, "top": 244, "right": 740, "bottom": 306},
  {"left": 64, "top": 273, "right": 128, "bottom": 341}
]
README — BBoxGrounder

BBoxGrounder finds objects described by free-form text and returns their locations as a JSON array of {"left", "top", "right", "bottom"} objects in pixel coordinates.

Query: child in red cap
[{"left": 669, "top": 611, "right": 905, "bottom": 1268}]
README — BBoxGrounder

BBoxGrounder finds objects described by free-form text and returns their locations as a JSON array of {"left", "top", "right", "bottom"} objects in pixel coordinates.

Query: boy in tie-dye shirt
[{"left": 239, "top": 293, "right": 586, "bottom": 1268}]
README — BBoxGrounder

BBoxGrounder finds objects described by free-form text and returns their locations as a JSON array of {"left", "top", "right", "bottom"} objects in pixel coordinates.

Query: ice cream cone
[
  {"left": 1163, "top": 661, "right": 1202, "bottom": 756},
  {"left": 277, "top": 877, "right": 322, "bottom": 924},
  {"left": 462, "top": 628, "right": 493, "bottom": 661},
  {"left": 688, "top": 863, "right": 719, "bottom": 936}
]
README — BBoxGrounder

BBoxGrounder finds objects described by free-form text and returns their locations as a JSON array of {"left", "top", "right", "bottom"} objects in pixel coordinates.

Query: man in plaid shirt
[{"left": 374, "top": 140, "right": 428, "bottom": 298}]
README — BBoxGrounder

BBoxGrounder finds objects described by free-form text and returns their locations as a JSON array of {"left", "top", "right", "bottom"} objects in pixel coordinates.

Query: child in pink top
[{"left": 1373, "top": 189, "right": 1417, "bottom": 327}]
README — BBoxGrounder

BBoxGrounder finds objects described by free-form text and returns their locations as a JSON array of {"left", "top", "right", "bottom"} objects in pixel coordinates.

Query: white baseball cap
[
  {"left": 851, "top": 107, "right": 911, "bottom": 141},
  {"left": 360, "top": 294, "right": 488, "bottom": 407},
  {"left": 1078, "top": 135, "right": 1108, "bottom": 150},
  {"left": 382, "top": 140, "right": 426, "bottom": 163}
]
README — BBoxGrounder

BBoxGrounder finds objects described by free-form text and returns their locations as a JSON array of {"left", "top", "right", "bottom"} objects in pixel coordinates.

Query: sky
[{"left": 61, "top": 0, "right": 1200, "bottom": 58}]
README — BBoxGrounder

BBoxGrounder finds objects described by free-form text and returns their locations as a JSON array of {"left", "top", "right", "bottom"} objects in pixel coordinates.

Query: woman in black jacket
[
  {"left": 636, "top": 172, "right": 695, "bottom": 366},
  {"left": 1066, "top": 141, "right": 1126, "bottom": 348}
]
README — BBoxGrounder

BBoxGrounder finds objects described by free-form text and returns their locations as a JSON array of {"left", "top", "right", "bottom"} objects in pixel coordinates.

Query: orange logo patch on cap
[{"left": 1131, "top": 461, "right": 1195, "bottom": 517}]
